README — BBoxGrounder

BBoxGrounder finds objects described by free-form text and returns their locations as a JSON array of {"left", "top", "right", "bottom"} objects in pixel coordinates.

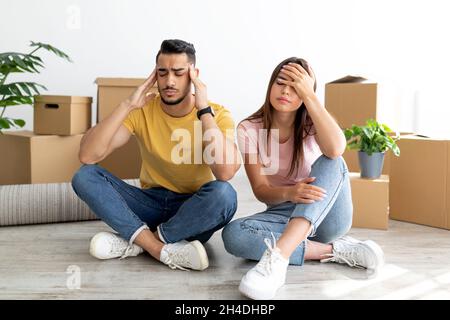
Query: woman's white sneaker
[
  {"left": 159, "top": 240, "right": 209, "bottom": 271},
  {"left": 321, "top": 235, "right": 384, "bottom": 271},
  {"left": 239, "top": 235, "right": 289, "bottom": 300},
  {"left": 89, "top": 231, "right": 144, "bottom": 260}
]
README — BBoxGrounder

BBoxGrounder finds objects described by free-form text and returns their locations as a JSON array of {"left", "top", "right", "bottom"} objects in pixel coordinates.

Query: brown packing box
[
  {"left": 325, "top": 75, "right": 402, "bottom": 132},
  {"left": 34, "top": 95, "right": 92, "bottom": 135},
  {"left": 390, "top": 135, "right": 450, "bottom": 230},
  {"left": 95, "top": 78, "right": 157, "bottom": 179},
  {"left": 0, "top": 131, "right": 83, "bottom": 184},
  {"left": 349, "top": 172, "right": 389, "bottom": 230},
  {"left": 96, "top": 78, "right": 151, "bottom": 122}
]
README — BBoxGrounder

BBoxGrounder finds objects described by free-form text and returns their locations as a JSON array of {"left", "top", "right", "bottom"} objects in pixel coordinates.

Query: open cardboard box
[{"left": 325, "top": 75, "right": 404, "bottom": 132}]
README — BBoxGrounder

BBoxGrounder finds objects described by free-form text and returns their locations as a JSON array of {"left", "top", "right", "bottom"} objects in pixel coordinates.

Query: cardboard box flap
[
  {"left": 95, "top": 78, "right": 146, "bottom": 87},
  {"left": 328, "top": 75, "right": 368, "bottom": 84},
  {"left": 34, "top": 95, "right": 92, "bottom": 104}
]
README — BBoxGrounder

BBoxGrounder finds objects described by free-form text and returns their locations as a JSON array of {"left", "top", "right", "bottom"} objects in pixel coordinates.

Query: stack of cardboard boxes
[
  {"left": 325, "top": 76, "right": 450, "bottom": 231},
  {"left": 325, "top": 76, "right": 392, "bottom": 230},
  {"left": 0, "top": 78, "right": 158, "bottom": 185},
  {"left": 0, "top": 95, "right": 92, "bottom": 184}
]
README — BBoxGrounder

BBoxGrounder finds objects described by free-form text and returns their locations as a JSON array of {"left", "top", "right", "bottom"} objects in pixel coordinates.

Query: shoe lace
[
  {"left": 119, "top": 244, "right": 135, "bottom": 260},
  {"left": 163, "top": 245, "right": 191, "bottom": 271},
  {"left": 255, "top": 233, "right": 280, "bottom": 276},
  {"left": 321, "top": 247, "right": 365, "bottom": 269}
]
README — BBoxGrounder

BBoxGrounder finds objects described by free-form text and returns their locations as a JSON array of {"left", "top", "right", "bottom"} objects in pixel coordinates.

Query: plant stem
[{"left": 28, "top": 47, "right": 40, "bottom": 56}]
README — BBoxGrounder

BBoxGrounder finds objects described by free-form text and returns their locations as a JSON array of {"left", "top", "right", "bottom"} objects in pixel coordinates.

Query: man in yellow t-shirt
[{"left": 72, "top": 39, "right": 240, "bottom": 271}]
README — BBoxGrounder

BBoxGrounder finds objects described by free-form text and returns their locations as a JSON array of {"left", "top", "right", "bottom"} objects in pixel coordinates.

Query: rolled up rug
[{"left": 0, "top": 179, "right": 140, "bottom": 226}]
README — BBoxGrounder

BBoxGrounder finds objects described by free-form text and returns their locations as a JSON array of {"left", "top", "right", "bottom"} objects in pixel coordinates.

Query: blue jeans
[
  {"left": 71, "top": 164, "right": 237, "bottom": 245},
  {"left": 222, "top": 155, "right": 353, "bottom": 265}
]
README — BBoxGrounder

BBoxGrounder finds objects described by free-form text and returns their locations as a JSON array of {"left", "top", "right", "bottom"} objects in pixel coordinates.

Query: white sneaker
[
  {"left": 321, "top": 235, "right": 384, "bottom": 270},
  {"left": 239, "top": 235, "right": 289, "bottom": 300},
  {"left": 89, "top": 231, "right": 144, "bottom": 260},
  {"left": 159, "top": 240, "right": 209, "bottom": 271}
]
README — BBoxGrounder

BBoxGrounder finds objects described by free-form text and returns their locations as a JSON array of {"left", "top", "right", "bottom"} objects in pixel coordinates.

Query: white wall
[{"left": 1, "top": 0, "right": 450, "bottom": 136}]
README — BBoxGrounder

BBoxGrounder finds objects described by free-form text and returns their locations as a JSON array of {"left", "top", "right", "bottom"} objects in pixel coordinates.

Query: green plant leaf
[
  {"left": 352, "top": 126, "right": 362, "bottom": 135},
  {"left": 12, "top": 118, "right": 26, "bottom": 127},
  {"left": 29, "top": 41, "right": 72, "bottom": 62},
  {"left": 391, "top": 144, "right": 400, "bottom": 156},
  {"left": 0, "top": 52, "right": 44, "bottom": 74},
  {"left": 0, "top": 118, "right": 11, "bottom": 129},
  {"left": 0, "top": 82, "right": 46, "bottom": 96},
  {"left": 347, "top": 119, "right": 401, "bottom": 156},
  {"left": 0, "top": 117, "right": 26, "bottom": 129},
  {"left": 347, "top": 141, "right": 360, "bottom": 150},
  {"left": 344, "top": 128, "right": 354, "bottom": 140},
  {"left": 362, "top": 127, "right": 374, "bottom": 140},
  {"left": 0, "top": 96, "right": 34, "bottom": 107}
]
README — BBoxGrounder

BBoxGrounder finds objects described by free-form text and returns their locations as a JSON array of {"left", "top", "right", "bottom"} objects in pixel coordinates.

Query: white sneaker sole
[
  {"left": 190, "top": 240, "right": 209, "bottom": 271},
  {"left": 239, "top": 276, "right": 281, "bottom": 300}
]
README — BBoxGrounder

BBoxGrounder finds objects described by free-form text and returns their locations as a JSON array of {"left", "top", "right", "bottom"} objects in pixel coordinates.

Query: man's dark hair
[{"left": 155, "top": 39, "right": 196, "bottom": 64}]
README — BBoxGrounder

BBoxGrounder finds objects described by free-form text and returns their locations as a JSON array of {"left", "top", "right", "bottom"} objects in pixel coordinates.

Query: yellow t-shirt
[{"left": 123, "top": 95, "right": 235, "bottom": 193}]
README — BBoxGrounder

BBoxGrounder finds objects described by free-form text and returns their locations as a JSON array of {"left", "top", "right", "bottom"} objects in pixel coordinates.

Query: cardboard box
[
  {"left": 325, "top": 75, "right": 403, "bottom": 131},
  {"left": 349, "top": 172, "right": 389, "bottom": 230},
  {"left": 0, "top": 131, "right": 83, "bottom": 185},
  {"left": 95, "top": 78, "right": 157, "bottom": 122},
  {"left": 95, "top": 78, "right": 157, "bottom": 179},
  {"left": 98, "top": 137, "right": 142, "bottom": 179},
  {"left": 34, "top": 95, "right": 92, "bottom": 135},
  {"left": 390, "top": 135, "right": 450, "bottom": 230}
]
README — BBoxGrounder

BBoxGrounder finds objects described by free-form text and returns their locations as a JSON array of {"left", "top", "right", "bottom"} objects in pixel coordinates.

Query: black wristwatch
[{"left": 197, "top": 106, "right": 215, "bottom": 120}]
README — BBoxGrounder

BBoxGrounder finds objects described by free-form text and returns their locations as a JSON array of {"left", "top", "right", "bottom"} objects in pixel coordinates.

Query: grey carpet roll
[{"left": 0, "top": 179, "right": 140, "bottom": 226}]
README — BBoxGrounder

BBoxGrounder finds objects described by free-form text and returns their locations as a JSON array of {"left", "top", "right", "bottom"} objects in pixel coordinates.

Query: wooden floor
[{"left": 1, "top": 175, "right": 450, "bottom": 300}]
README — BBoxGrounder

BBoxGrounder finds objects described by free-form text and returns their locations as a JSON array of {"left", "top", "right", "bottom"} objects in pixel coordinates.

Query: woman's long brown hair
[{"left": 243, "top": 57, "right": 317, "bottom": 178}]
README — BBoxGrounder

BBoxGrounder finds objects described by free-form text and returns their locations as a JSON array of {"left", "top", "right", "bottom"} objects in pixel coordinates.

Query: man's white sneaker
[
  {"left": 321, "top": 235, "right": 384, "bottom": 270},
  {"left": 159, "top": 240, "right": 209, "bottom": 271},
  {"left": 89, "top": 231, "right": 144, "bottom": 260},
  {"left": 239, "top": 235, "right": 289, "bottom": 300}
]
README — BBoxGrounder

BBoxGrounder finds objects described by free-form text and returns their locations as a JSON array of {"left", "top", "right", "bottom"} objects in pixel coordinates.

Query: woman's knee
[
  {"left": 311, "top": 154, "right": 347, "bottom": 173},
  {"left": 312, "top": 216, "right": 352, "bottom": 244}
]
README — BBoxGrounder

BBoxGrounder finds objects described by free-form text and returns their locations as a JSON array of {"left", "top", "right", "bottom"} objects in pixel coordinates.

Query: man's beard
[{"left": 159, "top": 88, "right": 189, "bottom": 106}]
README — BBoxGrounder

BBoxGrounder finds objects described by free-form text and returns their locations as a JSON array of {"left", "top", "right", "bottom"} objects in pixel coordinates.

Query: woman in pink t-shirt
[{"left": 222, "top": 57, "right": 384, "bottom": 300}]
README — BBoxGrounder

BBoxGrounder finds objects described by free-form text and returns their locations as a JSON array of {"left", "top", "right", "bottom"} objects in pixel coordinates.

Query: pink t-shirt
[{"left": 238, "top": 119, "right": 323, "bottom": 187}]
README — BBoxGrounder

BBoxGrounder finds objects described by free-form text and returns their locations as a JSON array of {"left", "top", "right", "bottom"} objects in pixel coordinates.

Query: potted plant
[
  {"left": 0, "top": 41, "right": 72, "bottom": 134},
  {"left": 344, "top": 119, "right": 400, "bottom": 179}
]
